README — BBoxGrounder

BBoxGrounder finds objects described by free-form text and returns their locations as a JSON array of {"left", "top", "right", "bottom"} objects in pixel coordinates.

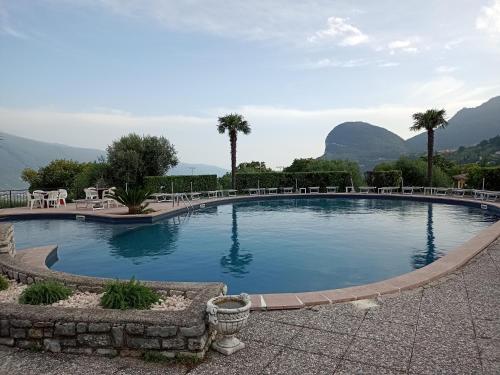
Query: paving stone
[
  {"left": 314, "top": 310, "right": 365, "bottom": 335},
  {"left": 477, "top": 338, "right": 500, "bottom": 361},
  {"left": 356, "top": 318, "right": 415, "bottom": 345},
  {"left": 345, "top": 337, "right": 412, "bottom": 372},
  {"left": 0, "top": 350, "right": 66, "bottom": 374},
  {"left": 365, "top": 290, "right": 422, "bottom": 325},
  {"left": 240, "top": 318, "right": 299, "bottom": 346},
  {"left": 474, "top": 319, "right": 500, "bottom": 340},
  {"left": 288, "top": 328, "right": 352, "bottom": 358},
  {"left": 409, "top": 339, "right": 482, "bottom": 375},
  {"left": 335, "top": 359, "right": 404, "bottom": 374},
  {"left": 262, "top": 348, "right": 339, "bottom": 375},
  {"left": 482, "top": 359, "right": 500, "bottom": 375},
  {"left": 317, "top": 300, "right": 370, "bottom": 318}
]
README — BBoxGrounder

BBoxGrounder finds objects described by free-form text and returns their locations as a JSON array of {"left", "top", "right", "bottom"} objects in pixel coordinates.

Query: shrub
[
  {"left": 144, "top": 175, "right": 218, "bottom": 193},
  {"left": 235, "top": 171, "right": 354, "bottom": 191},
  {"left": 110, "top": 188, "right": 152, "bottom": 215},
  {"left": 100, "top": 278, "right": 160, "bottom": 310},
  {"left": 19, "top": 280, "right": 73, "bottom": 305},
  {"left": 365, "top": 170, "right": 402, "bottom": 188},
  {"left": 0, "top": 275, "right": 8, "bottom": 291}
]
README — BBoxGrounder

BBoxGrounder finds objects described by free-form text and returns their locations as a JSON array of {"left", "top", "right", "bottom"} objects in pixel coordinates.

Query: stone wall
[
  {"left": 0, "top": 222, "right": 225, "bottom": 359},
  {"left": 0, "top": 223, "right": 15, "bottom": 257}
]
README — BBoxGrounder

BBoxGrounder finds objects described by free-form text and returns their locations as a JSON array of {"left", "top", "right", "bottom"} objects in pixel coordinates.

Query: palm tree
[
  {"left": 410, "top": 109, "right": 447, "bottom": 186},
  {"left": 217, "top": 113, "right": 251, "bottom": 189}
]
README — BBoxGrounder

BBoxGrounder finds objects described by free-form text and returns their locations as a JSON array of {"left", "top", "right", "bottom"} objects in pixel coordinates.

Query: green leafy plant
[
  {"left": 100, "top": 278, "right": 160, "bottom": 310},
  {"left": 0, "top": 275, "right": 9, "bottom": 291},
  {"left": 109, "top": 188, "right": 152, "bottom": 215},
  {"left": 19, "top": 280, "right": 73, "bottom": 305}
]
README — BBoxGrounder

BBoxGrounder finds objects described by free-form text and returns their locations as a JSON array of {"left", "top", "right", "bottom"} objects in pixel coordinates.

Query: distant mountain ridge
[
  {"left": 323, "top": 96, "right": 500, "bottom": 170},
  {"left": 0, "top": 132, "right": 228, "bottom": 189}
]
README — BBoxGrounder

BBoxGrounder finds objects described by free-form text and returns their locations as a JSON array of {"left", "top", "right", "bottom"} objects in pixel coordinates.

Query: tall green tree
[
  {"left": 410, "top": 109, "right": 448, "bottom": 186},
  {"left": 106, "top": 134, "right": 178, "bottom": 187},
  {"left": 217, "top": 114, "right": 251, "bottom": 189}
]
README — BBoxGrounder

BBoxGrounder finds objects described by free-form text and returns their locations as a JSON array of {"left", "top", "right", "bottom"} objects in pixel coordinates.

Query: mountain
[
  {"left": 0, "top": 132, "right": 228, "bottom": 189},
  {"left": 406, "top": 96, "right": 500, "bottom": 152},
  {"left": 322, "top": 122, "right": 408, "bottom": 171},
  {"left": 443, "top": 135, "right": 500, "bottom": 165},
  {"left": 0, "top": 132, "right": 104, "bottom": 189},
  {"left": 323, "top": 96, "right": 500, "bottom": 170},
  {"left": 168, "top": 162, "right": 228, "bottom": 177}
]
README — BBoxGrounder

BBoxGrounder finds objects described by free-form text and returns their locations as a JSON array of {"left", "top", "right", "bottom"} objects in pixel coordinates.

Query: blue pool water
[{"left": 10, "top": 198, "right": 498, "bottom": 294}]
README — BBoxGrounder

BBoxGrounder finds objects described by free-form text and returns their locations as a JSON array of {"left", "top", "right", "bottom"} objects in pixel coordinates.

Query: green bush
[
  {"left": 144, "top": 175, "right": 218, "bottom": 193},
  {"left": 235, "top": 171, "right": 353, "bottom": 190},
  {"left": 466, "top": 165, "right": 500, "bottom": 190},
  {"left": 0, "top": 275, "right": 8, "bottom": 291},
  {"left": 365, "top": 170, "right": 402, "bottom": 187},
  {"left": 19, "top": 280, "right": 73, "bottom": 305},
  {"left": 100, "top": 278, "right": 160, "bottom": 310}
]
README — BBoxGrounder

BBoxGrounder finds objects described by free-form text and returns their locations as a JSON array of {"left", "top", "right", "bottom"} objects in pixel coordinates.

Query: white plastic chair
[
  {"left": 57, "top": 189, "right": 68, "bottom": 207},
  {"left": 44, "top": 190, "right": 59, "bottom": 208},
  {"left": 26, "top": 191, "right": 43, "bottom": 209}
]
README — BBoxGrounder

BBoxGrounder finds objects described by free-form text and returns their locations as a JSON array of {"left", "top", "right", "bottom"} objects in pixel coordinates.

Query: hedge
[
  {"left": 466, "top": 166, "right": 500, "bottom": 190},
  {"left": 235, "top": 172, "right": 353, "bottom": 191},
  {"left": 144, "top": 175, "right": 218, "bottom": 193},
  {"left": 365, "top": 170, "right": 402, "bottom": 188}
]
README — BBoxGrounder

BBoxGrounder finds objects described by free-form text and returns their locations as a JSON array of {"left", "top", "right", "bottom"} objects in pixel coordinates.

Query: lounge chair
[
  {"left": 224, "top": 189, "right": 237, "bottom": 197},
  {"left": 246, "top": 188, "right": 260, "bottom": 196},
  {"left": 298, "top": 187, "right": 307, "bottom": 194},
  {"left": 190, "top": 192, "right": 202, "bottom": 200},
  {"left": 280, "top": 187, "right": 294, "bottom": 194},
  {"left": 345, "top": 186, "right": 355, "bottom": 193},
  {"left": 266, "top": 188, "right": 278, "bottom": 195},
  {"left": 434, "top": 187, "right": 450, "bottom": 196},
  {"left": 151, "top": 193, "right": 172, "bottom": 203},
  {"left": 309, "top": 187, "right": 320, "bottom": 194},
  {"left": 326, "top": 186, "right": 338, "bottom": 193},
  {"left": 402, "top": 186, "right": 414, "bottom": 195},
  {"left": 359, "top": 186, "right": 376, "bottom": 194}
]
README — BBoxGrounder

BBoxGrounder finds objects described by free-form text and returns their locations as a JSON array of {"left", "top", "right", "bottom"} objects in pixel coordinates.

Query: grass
[
  {"left": 100, "top": 278, "right": 160, "bottom": 310},
  {"left": 0, "top": 275, "right": 9, "bottom": 291},
  {"left": 19, "top": 280, "right": 73, "bottom": 305}
]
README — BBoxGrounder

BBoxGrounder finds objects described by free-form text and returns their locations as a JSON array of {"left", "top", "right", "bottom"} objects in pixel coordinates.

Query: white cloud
[
  {"left": 301, "top": 58, "right": 370, "bottom": 69},
  {"left": 387, "top": 38, "right": 420, "bottom": 54},
  {"left": 378, "top": 62, "right": 400, "bottom": 68},
  {"left": 435, "top": 65, "right": 458, "bottom": 74},
  {"left": 308, "top": 16, "right": 369, "bottom": 46},
  {"left": 476, "top": 0, "right": 500, "bottom": 35},
  {"left": 0, "top": 2, "right": 27, "bottom": 39},
  {"left": 444, "top": 38, "right": 464, "bottom": 50}
]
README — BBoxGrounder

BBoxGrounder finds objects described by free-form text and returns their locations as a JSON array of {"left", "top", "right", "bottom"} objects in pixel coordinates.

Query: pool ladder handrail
[{"left": 177, "top": 192, "right": 194, "bottom": 210}]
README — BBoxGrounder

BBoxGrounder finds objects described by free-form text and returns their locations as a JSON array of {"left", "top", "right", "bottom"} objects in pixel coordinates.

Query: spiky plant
[
  {"left": 19, "top": 280, "right": 73, "bottom": 305},
  {"left": 100, "top": 278, "right": 160, "bottom": 310},
  {"left": 108, "top": 188, "right": 151, "bottom": 214}
]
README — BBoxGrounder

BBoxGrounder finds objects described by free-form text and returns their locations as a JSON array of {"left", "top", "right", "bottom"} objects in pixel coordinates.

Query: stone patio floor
[{"left": 1, "top": 241, "right": 499, "bottom": 374}]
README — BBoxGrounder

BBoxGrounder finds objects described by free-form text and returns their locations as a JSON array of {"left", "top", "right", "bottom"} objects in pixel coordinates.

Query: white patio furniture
[
  {"left": 434, "top": 187, "right": 450, "bottom": 196},
  {"left": 151, "top": 192, "right": 173, "bottom": 203},
  {"left": 190, "top": 192, "right": 202, "bottom": 200},
  {"left": 378, "top": 187, "right": 399, "bottom": 194},
  {"left": 281, "top": 187, "right": 294, "bottom": 194},
  {"left": 402, "top": 186, "right": 414, "bottom": 195},
  {"left": 299, "top": 187, "right": 307, "bottom": 194},
  {"left": 266, "top": 188, "right": 278, "bottom": 195},
  {"left": 207, "top": 190, "right": 219, "bottom": 198},
  {"left": 359, "top": 186, "right": 376, "bottom": 194},
  {"left": 57, "top": 189, "right": 68, "bottom": 206},
  {"left": 309, "top": 187, "right": 320, "bottom": 194},
  {"left": 326, "top": 186, "right": 338, "bottom": 193},
  {"left": 224, "top": 189, "right": 237, "bottom": 197},
  {"left": 44, "top": 190, "right": 60, "bottom": 208},
  {"left": 345, "top": 186, "right": 355, "bottom": 193},
  {"left": 26, "top": 191, "right": 43, "bottom": 209},
  {"left": 246, "top": 188, "right": 260, "bottom": 196}
]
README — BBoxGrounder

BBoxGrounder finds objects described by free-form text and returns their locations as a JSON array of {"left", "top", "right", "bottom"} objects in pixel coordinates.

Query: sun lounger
[
  {"left": 434, "top": 187, "right": 451, "bottom": 196},
  {"left": 298, "top": 188, "right": 307, "bottom": 194},
  {"left": 402, "top": 186, "right": 415, "bottom": 195},
  {"left": 189, "top": 192, "right": 201, "bottom": 200},
  {"left": 266, "top": 188, "right": 278, "bottom": 195},
  {"left": 151, "top": 193, "right": 173, "bottom": 203},
  {"left": 309, "top": 186, "right": 320, "bottom": 194},
  {"left": 345, "top": 186, "right": 355, "bottom": 193},
  {"left": 245, "top": 188, "right": 260, "bottom": 196},
  {"left": 326, "top": 186, "right": 338, "bottom": 193},
  {"left": 280, "top": 187, "right": 294, "bottom": 194},
  {"left": 378, "top": 186, "right": 399, "bottom": 194},
  {"left": 359, "top": 186, "right": 376, "bottom": 194},
  {"left": 224, "top": 189, "right": 237, "bottom": 197}
]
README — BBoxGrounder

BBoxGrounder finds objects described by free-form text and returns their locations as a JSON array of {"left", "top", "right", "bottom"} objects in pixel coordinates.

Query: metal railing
[{"left": 0, "top": 189, "right": 29, "bottom": 208}]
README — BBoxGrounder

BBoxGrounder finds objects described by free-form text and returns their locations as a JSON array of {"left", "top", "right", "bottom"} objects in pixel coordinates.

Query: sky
[{"left": 1, "top": 0, "right": 500, "bottom": 169}]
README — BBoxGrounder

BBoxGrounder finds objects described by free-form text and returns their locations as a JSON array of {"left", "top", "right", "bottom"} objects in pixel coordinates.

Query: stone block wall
[{"left": 0, "top": 223, "right": 15, "bottom": 257}]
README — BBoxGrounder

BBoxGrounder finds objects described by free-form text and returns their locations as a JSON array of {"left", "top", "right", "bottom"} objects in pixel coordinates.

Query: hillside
[
  {"left": 444, "top": 135, "right": 500, "bottom": 165},
  {"left": 0, "top": 132, "right": 228, "bottom": 189},
  {"left": 323, "top": 96, "right": 500, "bottom": 170},
  {"left": 0, "top": 132, "right": 104, "bottom": 189},
  {"left": 406, "top": 96, "right": 500, "bottom": 152},
  {"left": 322, "top": 122, "right": 408, "bottom": 171}
]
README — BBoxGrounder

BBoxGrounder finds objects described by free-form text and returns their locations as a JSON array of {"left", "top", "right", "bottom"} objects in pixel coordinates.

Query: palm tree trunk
[
  {"left": 427, "top": 130, "right": 434, "bottom": 186},
  {"left": 230, "top": 131, "right": 237, "bottom": 189}
]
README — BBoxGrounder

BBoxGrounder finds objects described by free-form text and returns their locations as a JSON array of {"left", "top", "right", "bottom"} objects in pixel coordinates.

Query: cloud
[
  {"left": 0, "top": 2, "right": 27, "bottom": 39},
  {"left": 444, "top": 38, "right": 464, "bottom": 50},
  {"left": 378, "top": 62, "right": 400, "bottom": 68},
  {"left": 308, "top": 17, "right": 369, "bottom": 46},
  {"left": 387, "top": 39, "right": 419, "bottom": 54},
  {"left": 476, "top": 0, "right": 500, "bottom": 35},
  {"left": 435, "top": 65, "right": 458, "bottom": 74},
  {"left": 301, "top": 58, "right": 370, "bottom": 69}
]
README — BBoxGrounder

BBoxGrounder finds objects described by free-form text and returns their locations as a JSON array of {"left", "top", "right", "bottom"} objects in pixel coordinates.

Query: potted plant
[{"left": 206, "top": 293, "right": 251, "bottom": 355}]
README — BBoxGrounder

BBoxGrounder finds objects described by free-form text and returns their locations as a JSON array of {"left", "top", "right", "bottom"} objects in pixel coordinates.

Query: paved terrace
[{"left": 0, "top": 238, "right": 499, "bottom": 374}]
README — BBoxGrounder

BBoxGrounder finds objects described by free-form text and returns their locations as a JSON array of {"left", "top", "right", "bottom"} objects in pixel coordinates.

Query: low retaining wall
[{"left": 0, "top": 223, "right": 225, "bottom": 359}]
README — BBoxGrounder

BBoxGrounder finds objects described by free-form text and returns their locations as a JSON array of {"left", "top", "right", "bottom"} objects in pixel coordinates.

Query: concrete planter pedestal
[{"left": 206, "top": 293, "right": 251, "bottom": 355}]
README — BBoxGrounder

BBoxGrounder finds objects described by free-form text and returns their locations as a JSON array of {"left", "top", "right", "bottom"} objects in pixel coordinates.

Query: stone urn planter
[{"left": 206, "top": 293, "right": 251, "bottom": 355}]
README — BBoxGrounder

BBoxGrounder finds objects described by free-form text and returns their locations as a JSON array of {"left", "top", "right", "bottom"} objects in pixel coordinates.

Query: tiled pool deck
[{"left": 1, "top": 239, "right": 499, "bottom": 374}]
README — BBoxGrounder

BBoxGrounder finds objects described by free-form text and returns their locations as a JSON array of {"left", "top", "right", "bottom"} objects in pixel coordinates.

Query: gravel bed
[{"left": 0, "top": 280, "right": 191, "bottom": 311}]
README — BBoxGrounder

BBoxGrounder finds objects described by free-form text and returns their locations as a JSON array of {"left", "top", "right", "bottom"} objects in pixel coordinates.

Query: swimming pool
[{"left": 10, "top": 198, "right": 498, "bottom": 294}]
